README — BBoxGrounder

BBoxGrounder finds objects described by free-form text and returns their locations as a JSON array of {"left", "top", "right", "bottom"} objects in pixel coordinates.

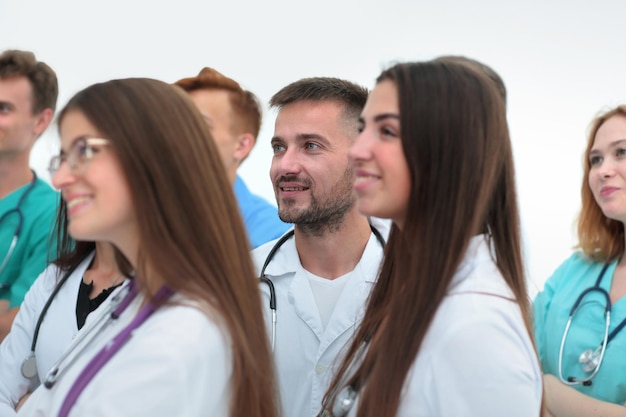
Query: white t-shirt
[{"left": 306, "top": 270, "right": 352, "bottom": 329}]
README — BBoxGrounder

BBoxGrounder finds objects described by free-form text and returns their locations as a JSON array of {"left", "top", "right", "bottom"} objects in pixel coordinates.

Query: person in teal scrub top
[
  {"left": 0, "top": 50, "right": 58, "bottom": 340},
  {"left": 535, "top": 104, "right": 626, "bottom": 416}
]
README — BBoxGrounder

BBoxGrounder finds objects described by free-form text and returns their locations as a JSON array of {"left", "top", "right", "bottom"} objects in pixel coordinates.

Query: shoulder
[
  {"left": 136, "top": 303, "right": 230, "bottom": 364},
  {"left": 251, "top": 231, "right": 296, "bottom": 273},
  {"left": 66, "top": 303, "right": 232, "bottom": 417},
  {"left": 252, "top": 238, "right": 278, "bottom": 263},
  {"left": 545, "top": 251, "right": 607, "bottom": 289},
  {"left": 233, "top": 176, "right": 270, "bottom": 209},
  {"left": 23, "top": 179, "right": 58, "bottom": 219},
  {"left": 146, "top": 303, "right": 226, "bottom": 341},
  {"left": 433, "top": 255, "right": 535, "bottom": 356},
  {"left": 418, "top": 295, "right": 540, "bottom": 386},
  {"left": 557, "top": 251, "right": 598, "bottom": 270},
  {"left": 30, "top": 178, "right": 58, "bottom": 201},
  {"left": 409, "top": 305, "right": 542, "bottom": 416},
  {"left": 24, "top": 262, "right": 65, "bottom": 297}
]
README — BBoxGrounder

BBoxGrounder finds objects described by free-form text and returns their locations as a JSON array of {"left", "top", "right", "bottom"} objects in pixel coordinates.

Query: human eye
[
  {"left": 616, "top": 148, "right": 626, "bottom": 158},
  {"left": 380, "top": 125, "right": 399, "bottom": 139},
  {"left": 271, "top": 142, "right": 285, "bottom": 154},
  {"left": 589, "top": 154, "right": 603, "bottom": 166},
  {"left": 357, "top": 120, "right": 365, "bottom": 134},
  {"left": 304, "top": 142, "right": 321, "bottom": 151},
  {"left": 0, "top": 102, "right": 11, "bottom": 113},
  {"left": 69, "top": 139, "right": 90, "bottom": 162}
]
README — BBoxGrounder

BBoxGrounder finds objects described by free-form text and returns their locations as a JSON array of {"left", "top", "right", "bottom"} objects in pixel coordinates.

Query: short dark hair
[
  {"left": 269, "top": 77, "right": 368, "bottom": 132},
  {"left": 0, "top": 49, "right": 58, "bottom": 114}
]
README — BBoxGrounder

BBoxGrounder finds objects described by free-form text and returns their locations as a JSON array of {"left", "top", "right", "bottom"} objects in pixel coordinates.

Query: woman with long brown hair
[
  {"left": 318, "top": 58, "right": 542, "bottom": 416},
  {"left": 16, "top": 78, "right": 278, "bottom": 417}
]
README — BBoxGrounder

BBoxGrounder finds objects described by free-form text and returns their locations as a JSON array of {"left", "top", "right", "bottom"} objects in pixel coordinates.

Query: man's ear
[
  {"left": 234, "top": 133, "right": 256, "bottom": 164},
  {"left": 33, "top": 108, "right": 54, "bottom": 139}
]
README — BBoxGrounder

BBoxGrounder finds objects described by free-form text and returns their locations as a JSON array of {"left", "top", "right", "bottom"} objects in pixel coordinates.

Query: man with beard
[{"left": 252, "top": 77, "right": 388, "bottom": 417}]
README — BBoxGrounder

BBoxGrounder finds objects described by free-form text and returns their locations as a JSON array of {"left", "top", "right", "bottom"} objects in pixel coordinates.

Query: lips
[
  {"left": 600, "top": 186, "right": 619, "bottom": 198},
  {"left": 274, "top": 176, "right": 311, "bottom": 194},
  {"left": 354, "top": 175, "right": 379, "bottom": 184},
  {"left": 353, "top": 170, "right": 380, "bottom": 192},
  {"left": 63, "top": 193, "right": 93, "bottom": 216},
  {"left": 280, "top": 185, "right": 308, "bottom": 192}
]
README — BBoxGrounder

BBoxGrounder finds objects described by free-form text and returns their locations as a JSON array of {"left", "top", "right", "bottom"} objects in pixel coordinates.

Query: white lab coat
[
  {"left": 343, "top": 235, "right": 543, "bottom": 417},
  {"left": 0, "top": 252, "right": 102, "bottom": 417},
  {"left": 16, "top": 288, "right": 232, "bottom": 417},
  {"left": 252, "top": 218, "right": 388, "bottom": 417}
]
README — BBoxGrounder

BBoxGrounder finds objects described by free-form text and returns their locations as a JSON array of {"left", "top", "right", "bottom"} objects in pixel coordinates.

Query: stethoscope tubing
[
  {"left": 43, "top": 281, "right": 134, "bottom": 388},
  {"left": 259, "top": 224, "right": 385, "bottom": 352},
  {"left": 20, "top": 259, "right": 84, "bottom": 379},
  {"left": 0, "top": 171, "right": 39, "bottom": 284},
  {"left": 558, "top": 262, "right": 614, "bottom": 385},
  {"left": 259, "top": 229, "right": 294, "bottom": 352},
  {"left": 31, "top": 260, "right": 84, "bottom": 352},
  {"left": 56, "top": 282, "right": 173, "bottom": 417}
]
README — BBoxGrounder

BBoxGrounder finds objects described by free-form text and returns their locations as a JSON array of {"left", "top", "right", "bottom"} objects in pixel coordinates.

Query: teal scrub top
[
  {"left": 534, "top": 252, "right": 626, "bottom": 404},
  {"left": 0, "top": 177, "right": 58, "bottom": 307}
]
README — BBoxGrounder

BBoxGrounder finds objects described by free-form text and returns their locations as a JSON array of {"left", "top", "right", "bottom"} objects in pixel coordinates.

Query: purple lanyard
[{"left": 57, "top": 281, "right": 174, "bottom": 417}]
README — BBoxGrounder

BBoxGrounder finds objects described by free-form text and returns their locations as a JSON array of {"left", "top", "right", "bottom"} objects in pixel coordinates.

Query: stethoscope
[
  {"left": 38, "top": 279, "right": 137, "bottom": 389},
  {"left": 558, "top": 262, "right": 626, "bottom": 386},
  {"left": 0, "top": 171, "right": 38, "bottom": 288},
  {"left": 55, "top": 281, "right": 173, "bottom": 417},
  {"left": 30, "top": 279, "right": 172, "bottom": 417},
  {"left": 20, "top": 259, "right": 84, "bottom": 379},
  {"left": 259, "top": 223, "right": 385, "bottom": 351},
  {"left": 318, "top": 340, "right": 369, "bottom": 417}
]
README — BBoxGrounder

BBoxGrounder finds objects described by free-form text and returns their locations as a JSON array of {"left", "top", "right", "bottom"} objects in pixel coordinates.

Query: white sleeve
[
  {"left": 420, "top": 308, "right": 542, "bottom": 417},
  {"left": 0, "top": 265, "right": 58, "bottom": 417},
  {"left": 70, "top": 307, "right": 232, "bottom": 417}
]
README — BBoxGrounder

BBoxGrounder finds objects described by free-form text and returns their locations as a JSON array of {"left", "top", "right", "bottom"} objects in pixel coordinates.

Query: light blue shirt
[
  {"left": 534, "top": 252, "right": 626, "bottom": 404},
  {"left": 234, "top": 175, "right": 291, "bottom": 249}
]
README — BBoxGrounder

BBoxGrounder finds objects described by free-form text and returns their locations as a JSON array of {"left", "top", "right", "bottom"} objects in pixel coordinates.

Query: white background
[{"left": 2, "top": 0, "right": 625, "bottom": 297}]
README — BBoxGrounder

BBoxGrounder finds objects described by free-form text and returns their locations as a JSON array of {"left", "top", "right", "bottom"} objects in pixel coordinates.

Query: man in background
[
  {"left": 175, "top": 68, "right": 290, "bottom": 248},
  {"left": 0, "top": 49, "right": 58, "bottom": 339},
  {"left": 252, "top": 77, "right": 388, "bottom": 417}
]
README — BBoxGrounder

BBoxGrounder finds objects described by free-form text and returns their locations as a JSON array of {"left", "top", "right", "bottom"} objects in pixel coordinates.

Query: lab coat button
[{"left": 315, "top": 364, "right": 326, "bottom": 374}]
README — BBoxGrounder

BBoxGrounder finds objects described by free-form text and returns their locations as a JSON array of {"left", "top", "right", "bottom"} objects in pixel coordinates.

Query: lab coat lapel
[
  {"left": 317, "top": 267, "right": 371, "bottom": 353},
  {"left": 317, "top": 233, "right": 382, "bottom": 352},
  {"left": 289, "top": 266, "right": 325, "bottom": 340}
]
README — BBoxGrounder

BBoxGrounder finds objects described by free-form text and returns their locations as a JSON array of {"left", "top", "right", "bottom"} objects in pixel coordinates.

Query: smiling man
[
  {"left": 252, "top": 77, "right": 389, "bottom": 417},
  {"left": 0, "top": 50, "right": 58, "bottom": 340}
]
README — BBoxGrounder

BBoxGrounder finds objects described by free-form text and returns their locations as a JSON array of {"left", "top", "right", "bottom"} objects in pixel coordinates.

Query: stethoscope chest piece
[
  {"left": 332, "top": 385, "right": 357, "bottom": 417},
  {"left": 579, "top": 347, "right": 602, "bottom": 373},
  {"left": 21, "top": 353, "right": 38, "bottom": 379}
]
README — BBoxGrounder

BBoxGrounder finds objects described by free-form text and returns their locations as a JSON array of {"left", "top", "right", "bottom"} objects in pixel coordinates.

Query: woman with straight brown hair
[
  {"left": 318, "top": 58, "right": 542, "bottom": 417},
  {"left": 16, "top": 78, "right": 279, "bottom": 417}
]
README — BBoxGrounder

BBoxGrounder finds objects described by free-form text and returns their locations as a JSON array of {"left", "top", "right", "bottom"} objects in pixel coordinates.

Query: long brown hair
[
  {"left": 322, "top": 60, "right": 530, "bottom": 417},
  {"left": 57, "top": 78, "right": 278, "bottom": 417},
  {"left": 577, "top": 105, "right": 626, "bottom": 262}
]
